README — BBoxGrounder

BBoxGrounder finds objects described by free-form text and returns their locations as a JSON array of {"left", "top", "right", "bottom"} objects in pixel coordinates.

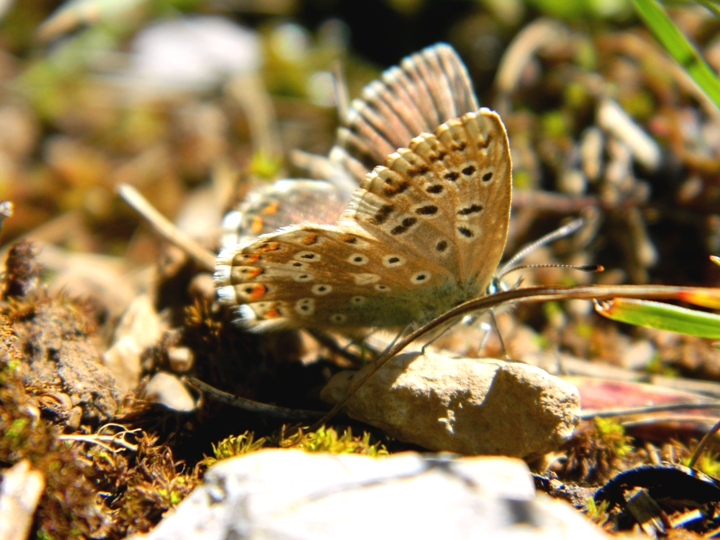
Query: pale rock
[
  {"left": 321, "top": 352, "right": 579, "bottom": 458},
  {"left": 129, "top": 449, "right": 609, "bottom": 540},
  {"left": 102, "top": 295, "right": 164, "bottom": 393},
  {"left": 167, "top": 346, "right": 194, "bottom": 373},
  {"left": 0, "top": 460, "right": 45, "bottom": 540},
  {"left": 143, "top": 372, "right": 196, "bottom": 412}
]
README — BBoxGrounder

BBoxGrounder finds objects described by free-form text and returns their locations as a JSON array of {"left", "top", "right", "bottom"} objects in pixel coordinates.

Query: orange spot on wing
[
  {"left": 302, "top": 233, "right": 319, "bottom": 246},
  {"left": 247, "top": 283, "right": 267, "bottom": 301},
  {"left": 257, "top": 242, "right": 281, "bottom": 253},
  {"left": 339, "top": 233, "right": 359, "bottom": 244},
  {"left": 263, "top": 308, "right": 280, "bottom": 319},
  {"left": 250, "top": 216, "right": 264, "bottom": 234},
  {"left": 261, "top": 201, "right": 279, "bottom": 215},
  {"left": 246, "top": 267, "right": 263, "bottom": 279}
]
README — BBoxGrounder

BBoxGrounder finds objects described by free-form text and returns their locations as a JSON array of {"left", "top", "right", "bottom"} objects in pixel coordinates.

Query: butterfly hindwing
[
  {"left": 330, "top": 43, "right": 479, "bottom": 184},
  {"left": 216, "top": 222, "right": 460, "bottom": 331}
]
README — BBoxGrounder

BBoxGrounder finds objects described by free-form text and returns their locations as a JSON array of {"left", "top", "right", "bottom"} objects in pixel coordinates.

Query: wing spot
[
  {"left": 329, "top": 313, "right": 347, "bottom": 324},
  {"left": 242, "top": 283, "right": 267, "bottom": 301},
  {"left": 427, "top": 185, "right": 444, "bottom": 194},
  {"left": 407, "top": 165, "right": 430, "bottom": 177},
  {"left": 250, "top": 216, "right": 263, "bottom": 234},
  {"left": 260, "top": 201, "right": 278, "bottom": 215},
  {"left": 410, "top": 272, "right": 430, "bottom": 284},
  {"left": 311, "top": 284, "right": 332, "bottom": 295},
  {"left": 295, "top": 251, "right": 320, "bottom": 262},
  {"left": 462, "top": 165, "right": 476, "bottom": 176},
  {"left": 371, "top": 204, "right": 395, "bottom": 225},
  {"left": 351, "top": 296, "right": 366, "bottom": 306},
  {"left": 294, "top": 298, "right": 315, "bottom": 316},
  {"left": 258, "top": 242, "right": 282, "bottom": 253},
  {"left": 458, "top": 204, "right": 483, "bottom": 216},
  {"left": 340, "top": 234, "right": 358, "bottom": 244},
  {"left": 415, "top": 205, "right": 438, "bottom": 215},
  {"left": 478, "top": 134, "right": 493, "bottom": 149},
  {"left": 293, "top": 273, "right": 314, "bottom": 282},
  {"left": 390, "top": 217, "right": 417, "bottom": 236},
  {"left": 457, "top": 227, "right": 474, "bottom": 238},
  {"left": 348, "top": 254, "right": 369, "bottom": 266},
  {"left": 301, "top": 233, "right": 319, "bottom": 245},
  {"left": 374, "top": 284, "right": 390, "bottom": 292},
  {"left": 436, "top": 240, "right": 448, "bottom": 252},
  {"left": 443, "top": 171, "right": 460, "bottom": 182},
  {"left": 382, "top": 255, "right": 406, "bottom": 267},
  {"left": 383, "top": 180, "right": 409, "bottom": 197},
  {"left": 482, "top": 172, "right": 493, "bottom": 182}
]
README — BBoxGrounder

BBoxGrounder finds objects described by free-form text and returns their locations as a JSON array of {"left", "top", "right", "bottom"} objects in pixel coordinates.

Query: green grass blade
[
  {"left": 633, "top": 0, "right": 720, "bottom": 111},
  {"left": 595, "top": 298, "right": 720, "bottom": 338}
]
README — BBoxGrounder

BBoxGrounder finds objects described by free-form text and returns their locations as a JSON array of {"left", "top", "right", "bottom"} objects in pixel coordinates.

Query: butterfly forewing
[
  {"left": 343, "top": 109, "right": 511, "bottom": 295},
  {"left": 331, "top": 43, "right": 478, "bottom": 184},
  {"left": 216, "top": 222, "right": 460, "bottom": 331}
]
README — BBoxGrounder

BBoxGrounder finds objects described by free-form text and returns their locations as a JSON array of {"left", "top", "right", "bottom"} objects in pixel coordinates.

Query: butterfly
[{"left": 215, "top": 44, "right": 512, "bottom": 332}]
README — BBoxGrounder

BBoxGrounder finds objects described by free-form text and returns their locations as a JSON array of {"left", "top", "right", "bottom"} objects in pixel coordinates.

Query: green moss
[
  {"left": 593, "top": 417, "right": 632, "bottom": 459},
  {"left": 201, "top": 426, "right": 388, "bottom": 469},
  {"left": 278, "top": 426, "right": 389, "bottom": 456},
  {"left": 201, "top": 432, "right": 268, "bottom": 468}
]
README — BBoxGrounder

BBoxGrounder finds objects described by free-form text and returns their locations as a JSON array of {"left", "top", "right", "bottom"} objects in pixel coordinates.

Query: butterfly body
[{"left": 216, "top": 108, "right": 512, "bottom": 332}]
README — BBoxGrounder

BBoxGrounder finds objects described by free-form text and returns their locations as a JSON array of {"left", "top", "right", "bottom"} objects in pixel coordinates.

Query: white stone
[
  {"left": 143, "top": 372, "right": 196, "bottom": 412},
  {"left": 129, "top": 449, "right": 609, "bottom": 540},
  {"left": 321, "top": 352, "right": 580, "bottom": 458}
]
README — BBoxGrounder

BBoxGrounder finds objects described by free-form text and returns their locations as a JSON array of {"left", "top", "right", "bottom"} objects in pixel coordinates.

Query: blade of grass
[
  {"left": 595, "top": 297, "right": 720, "bottom": 338},
  {"left": 633, "top": 0, "right": 720, "bottom": 111}
]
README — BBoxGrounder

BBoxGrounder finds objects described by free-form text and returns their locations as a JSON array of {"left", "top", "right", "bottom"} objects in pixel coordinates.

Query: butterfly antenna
[
  {"left": 500, "top": 262, "right": 603, "bottom": 282},
  {"left": 498, "top": 217, "right": 586, "bottom": 276}
]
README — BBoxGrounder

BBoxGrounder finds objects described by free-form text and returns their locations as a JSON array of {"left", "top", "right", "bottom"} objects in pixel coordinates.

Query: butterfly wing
[
  {"left": 342, "top": 108, "right": 512, "bottom": 297},
  {"left": 330, "top": 43, "right": 479, "bottom": 184},
  {"left": 220, "top": 180, "right": 348, "bottom": 251},
  {"left": 215, "top": 109, "right": 512, "bottom": 332},
  {"left": 216, "top": 222, "right": 466, "bottom": 331}
]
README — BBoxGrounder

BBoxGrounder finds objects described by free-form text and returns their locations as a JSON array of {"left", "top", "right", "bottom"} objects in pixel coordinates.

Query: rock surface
[
  {"left": 321, "top": 352, "right": 580, "bottom": 458},
  {"left": 16, "top": 300, "right": 121, "bottom": 427},
  {"left": 129, "top": 449, "right": 609, "bottom": 540}
]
